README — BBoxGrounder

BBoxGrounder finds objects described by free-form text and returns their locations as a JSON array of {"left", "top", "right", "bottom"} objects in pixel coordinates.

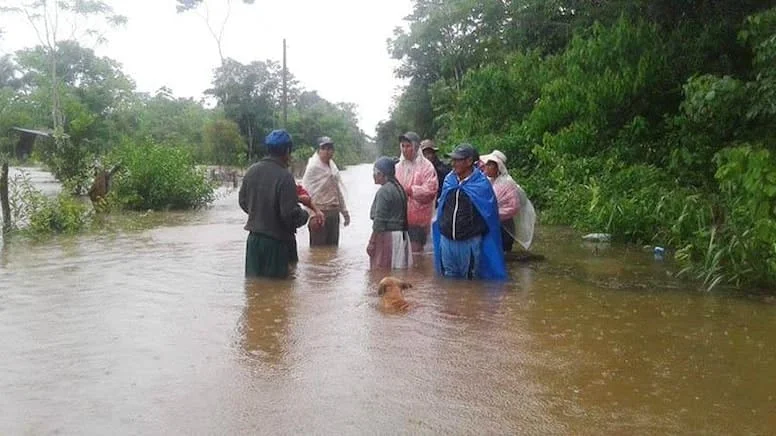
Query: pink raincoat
[
  {"left": 395, "top": 155, "right": 438, "bottom": 228},
  {"left": 482, "top": 150, "right": 536, "bottom": 249},
  {"left": 492, "top": 178, "right": 520, "bottom": 222}
]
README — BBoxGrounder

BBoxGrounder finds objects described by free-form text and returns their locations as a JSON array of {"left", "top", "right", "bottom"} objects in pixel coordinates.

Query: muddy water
[{"left": 1, "top": 164, "right": 775, "bottom": 435}]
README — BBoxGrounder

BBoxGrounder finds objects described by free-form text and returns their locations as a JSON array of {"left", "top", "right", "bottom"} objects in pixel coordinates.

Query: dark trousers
[
  {"left": 501, "top": 219, "right": 515, "bottom": 253},
  {"left": 310, "top": 210, "right": 340, "bottom": 246},
  {"left": 245, "top": 232, "right": 292, "bottom": 279}
]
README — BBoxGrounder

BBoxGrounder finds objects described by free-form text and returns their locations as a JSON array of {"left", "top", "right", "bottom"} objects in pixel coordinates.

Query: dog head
[{"left": 377, "top": 276, "right": 412, "bottom": 296}]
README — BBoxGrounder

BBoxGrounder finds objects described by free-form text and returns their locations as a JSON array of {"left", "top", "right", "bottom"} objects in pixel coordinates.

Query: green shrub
[
  {"left": 678, "top": 145, "right": 776, "bottom": 289},
  {"left": 27, "top": 193, "right": 92, "bottom": 234},
  {"left": 110, "top": 142, "right": 216, "bottom": 210}
]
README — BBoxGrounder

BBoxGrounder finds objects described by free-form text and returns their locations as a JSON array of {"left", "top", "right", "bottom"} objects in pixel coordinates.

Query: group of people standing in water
[{"left": 239, "top": 129, "right": 535, "bottom": 281}]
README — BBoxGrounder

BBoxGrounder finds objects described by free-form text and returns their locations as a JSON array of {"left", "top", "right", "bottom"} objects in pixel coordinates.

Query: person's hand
[
  {"left": 298, "top": 194, "right": 312, "bottom": 208},
  {"left": 366, "top": 241, "right": 375, "bottom": 257},
  {"left": 309, "top": 212, "right": 324, "bottom": 231},
  {"left": 343, "top": 211, "right": 351, "bottom": 227}
]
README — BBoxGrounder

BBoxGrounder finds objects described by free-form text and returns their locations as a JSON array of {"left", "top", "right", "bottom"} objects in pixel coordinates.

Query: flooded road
[{"left": 1, "top": 164, "right": 775, "bottom": 435}]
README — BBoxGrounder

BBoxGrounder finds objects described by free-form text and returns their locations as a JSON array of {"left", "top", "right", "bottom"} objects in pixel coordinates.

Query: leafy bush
[
  {"left": 680, "top": 145, "right": 776, "bottom": 289},
  {"left": 7, "top": 170, "right": 91, "bottom": 234},
  {"left": 27, "top": 193, "right": 92, "bottom": 234},
  {"left": 109, "top": 142, "right": 215, "bottom": 210}
]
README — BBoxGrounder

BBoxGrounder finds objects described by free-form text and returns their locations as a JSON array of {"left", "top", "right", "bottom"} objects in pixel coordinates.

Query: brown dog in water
[{"left": 377, "top": 276, "right": 412, "bottom": 312}]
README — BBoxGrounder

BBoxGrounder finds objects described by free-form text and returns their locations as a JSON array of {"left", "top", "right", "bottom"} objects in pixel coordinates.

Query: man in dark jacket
[
  {"left": 432, "top": 143, "right": 507, "bottom": 280},
  {"left": 239, "top": 129, "right": 309, "bottom": 278},
  {"left": 421, "top": 139, "right": 451, "bottom": 202}
]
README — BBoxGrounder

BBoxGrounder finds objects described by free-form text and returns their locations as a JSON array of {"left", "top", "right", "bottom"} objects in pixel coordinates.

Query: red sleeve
[{"left": 296, "top": 184, "right": 309, "bottom": 197}]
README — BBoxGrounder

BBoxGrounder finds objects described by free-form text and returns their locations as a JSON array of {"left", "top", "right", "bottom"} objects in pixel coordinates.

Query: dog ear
[{"left": 377, "top": 282, "right": 387, "bottom": 296}]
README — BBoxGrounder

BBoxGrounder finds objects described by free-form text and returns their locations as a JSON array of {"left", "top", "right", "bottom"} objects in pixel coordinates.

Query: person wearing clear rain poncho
[
  {"left": 367, "top": 157, "right": 413, "bottom": 270},
  {"left": 395, "top": 132, "right": 438, "bottom": 252},
  {"left": 301, "top": 136, "right": 350, "bottom": 246},
  {"left": 480, "top": 150, "right": 536, "bottom": 252}
]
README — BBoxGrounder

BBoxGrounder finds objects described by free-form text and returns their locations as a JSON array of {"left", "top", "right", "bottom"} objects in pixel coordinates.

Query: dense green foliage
[
  {"left": 385, "top": 1, "right": 776, "bottom": 291},
  {"left": 107, "top": 142, "right": 215, "bottom": 211}
]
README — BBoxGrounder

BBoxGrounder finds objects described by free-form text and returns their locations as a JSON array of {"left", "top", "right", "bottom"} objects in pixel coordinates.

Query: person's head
[
  {"left": 373, "top": 156, "right": 398, "bottom": 185},
  {"left": 265, "top": 129, "right": 293, "bottom": 164},
  {"left": 317, "top": 136, "right": 335, "bottom": 164},
  {"left": 447, "top": 143, "right": 478, "bottom": 178},
  {"left": 481, "top": 150, "right": 508, "bottom": 179},
  {"left": 399, "top": 131, "right": 421, "bottom": 161},
  {"left": 420, "top": 139, "right": 438, "bottom": 162},
  {"left": 483, "top": 159, "right": 499, "bottom": 178}
]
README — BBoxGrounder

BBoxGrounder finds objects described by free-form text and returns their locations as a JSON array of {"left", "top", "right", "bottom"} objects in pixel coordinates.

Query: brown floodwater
[{"left": 1, "top": 164, "right": 775, "bottom": 435}]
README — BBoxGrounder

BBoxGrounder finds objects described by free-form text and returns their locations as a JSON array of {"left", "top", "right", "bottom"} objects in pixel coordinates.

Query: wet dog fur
[{"left": 377, "top": 276, "right": 412, "bottom": 312}]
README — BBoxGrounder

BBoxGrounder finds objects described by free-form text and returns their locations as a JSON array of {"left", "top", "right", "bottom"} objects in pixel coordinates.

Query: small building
[{"left": 11, "top": 127, "right": 51, "bottom": 161}]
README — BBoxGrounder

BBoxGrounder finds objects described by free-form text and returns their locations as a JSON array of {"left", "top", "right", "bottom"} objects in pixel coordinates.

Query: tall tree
[
  {"left": 0, "top": 1, "right": 126, "bottom": 139},
  {"left": 207, "top": 58, "right": 299, "bottom": 157}
]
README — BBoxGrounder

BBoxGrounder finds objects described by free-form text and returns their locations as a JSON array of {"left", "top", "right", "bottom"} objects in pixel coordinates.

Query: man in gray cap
[
  {"left": 431, "top": 143, "right": 507, "bottom": 280},
  {"left": 395, "top": 131, "right": 438, "bottom": 252},
  {"left": 301, "top": 136, "right": 350, "bottom": 246}
]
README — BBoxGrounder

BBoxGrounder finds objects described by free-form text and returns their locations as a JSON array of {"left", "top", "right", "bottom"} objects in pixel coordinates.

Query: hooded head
[
  {"left": 399, "top": 131, "right": 421, "bottom": 160},
  {"left": 481, "top": 150, "right": 508, "bottom": 178},
  {"left": 265, "top": 129, "right": 293, "bottom": 156}
]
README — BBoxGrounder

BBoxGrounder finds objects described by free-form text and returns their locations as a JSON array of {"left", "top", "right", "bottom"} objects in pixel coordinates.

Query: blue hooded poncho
[{"left": 432, "top": 168, "right": 508, "bottom": 280}]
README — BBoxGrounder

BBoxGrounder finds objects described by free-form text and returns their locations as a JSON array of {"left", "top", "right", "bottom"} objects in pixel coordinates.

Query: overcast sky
[{"left": 0, "top": 0, "right": 413, "bottom": 136}]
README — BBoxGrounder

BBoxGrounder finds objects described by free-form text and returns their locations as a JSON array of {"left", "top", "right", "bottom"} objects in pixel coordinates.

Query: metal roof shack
[{"left": 10, "top": 127, "right": 52, "bottom": 160}]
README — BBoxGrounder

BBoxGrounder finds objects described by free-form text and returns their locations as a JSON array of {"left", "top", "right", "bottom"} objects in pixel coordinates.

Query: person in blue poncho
[{"left": 432, "top": 143, "right": 508, "bottom": 280}]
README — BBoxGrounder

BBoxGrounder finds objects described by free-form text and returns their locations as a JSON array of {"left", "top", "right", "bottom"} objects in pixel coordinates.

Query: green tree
[
  {"left": 14, "top": 41, "right": 136, "bottom": 191},
  {"left": 202, "top": 117, "right": 245, "bottom": 165},
  {"left": 207, "top": 58, "right": 299, "bottom": 158},
  {"left": 286, "top": 91, "right": 370, "bottom": 165},
  {"left": 132, "top": 87, "right": 211, "bottom": 149},
  {"left": 1, "top": 0, "right": 126, "bottom": 137}
]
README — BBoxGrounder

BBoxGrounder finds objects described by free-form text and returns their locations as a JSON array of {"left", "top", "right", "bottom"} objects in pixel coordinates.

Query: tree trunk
[
  {"left": 1, "top": 162, "right": 10, "bottom": 235},
  {"left": 50, "top": 48, "right": 62, "bottom": 134}
]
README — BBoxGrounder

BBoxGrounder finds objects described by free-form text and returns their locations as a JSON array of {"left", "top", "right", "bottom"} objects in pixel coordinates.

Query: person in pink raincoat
[
  {"left": 395, "top": 131, "right": 438, "bottom": 252},
  {"left": 481, "top": 150, "right": 536, "bottom": 253}
]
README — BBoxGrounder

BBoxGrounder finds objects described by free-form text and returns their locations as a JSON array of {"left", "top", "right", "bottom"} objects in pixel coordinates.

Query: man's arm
[
  {"left": 238, "top": 175, "right": 249, "bottom": 213},
  {"left": 279, "top": 175, "right": 310, "bottom": 229},
  {"left": 335, "top": 176, "right": 350, "bottom": 226}
]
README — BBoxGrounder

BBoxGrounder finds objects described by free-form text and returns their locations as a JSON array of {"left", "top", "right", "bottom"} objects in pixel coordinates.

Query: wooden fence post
[{"left": 0, "top": 162, "right": 10, "bottom": 235}]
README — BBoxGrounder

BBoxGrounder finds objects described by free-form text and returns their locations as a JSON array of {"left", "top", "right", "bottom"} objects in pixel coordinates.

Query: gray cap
[
  {"left": 318, "top": 136, "right": 334, "bottom": 147},
  {"left": 447, "top": 143, "right": 478, "bottom": 161}
]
